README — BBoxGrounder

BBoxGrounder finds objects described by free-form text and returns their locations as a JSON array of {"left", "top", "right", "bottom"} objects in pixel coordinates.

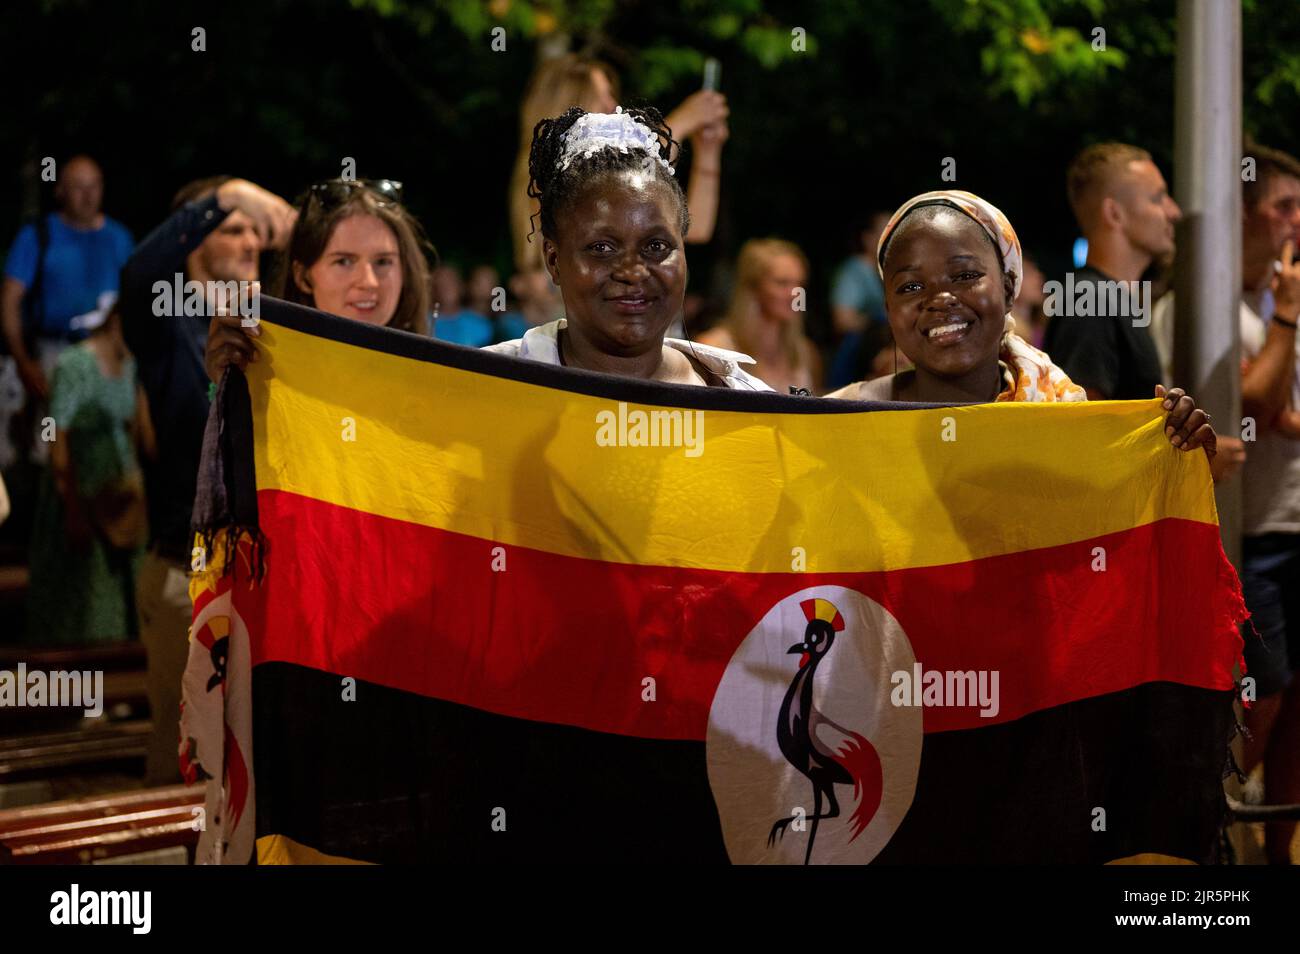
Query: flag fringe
[{"left": 191, "top": 367, "right": 265, "bottom": 582}]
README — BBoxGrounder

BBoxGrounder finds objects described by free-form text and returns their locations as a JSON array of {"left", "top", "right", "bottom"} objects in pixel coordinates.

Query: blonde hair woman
[
  {"left": 700, "top": 238, "right": 822, "bottom": 394},
  {"left": 510, "top": 55, "right": 619, "bottom": 274}
]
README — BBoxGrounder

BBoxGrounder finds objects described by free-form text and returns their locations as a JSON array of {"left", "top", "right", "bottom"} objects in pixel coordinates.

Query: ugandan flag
[{"left": 182, "top": 297, "right": 1245, "bottom": 865}]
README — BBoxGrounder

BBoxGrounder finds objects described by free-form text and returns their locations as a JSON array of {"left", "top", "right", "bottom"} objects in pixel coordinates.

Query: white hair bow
[{"left": 558, "top": 107, "right": 675, "bottom": 175}]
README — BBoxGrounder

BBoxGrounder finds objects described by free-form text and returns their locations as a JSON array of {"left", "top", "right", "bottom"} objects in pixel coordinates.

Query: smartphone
[{"left": 703, "top": 58, "right": 721, "bottom": 92}]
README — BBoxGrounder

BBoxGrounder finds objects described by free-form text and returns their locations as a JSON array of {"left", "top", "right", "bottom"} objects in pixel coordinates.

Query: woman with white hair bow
[{"left": 488, "top": 106, "right": 769, "bottom": 391}]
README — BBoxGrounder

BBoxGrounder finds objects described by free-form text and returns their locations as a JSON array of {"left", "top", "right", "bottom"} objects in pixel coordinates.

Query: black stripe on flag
[{"left": 254, "top": 663, "right": 1234, "bottom": 864}]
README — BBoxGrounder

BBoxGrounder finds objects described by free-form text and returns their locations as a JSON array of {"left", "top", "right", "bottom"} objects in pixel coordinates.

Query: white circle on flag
[{"left": 706, "top": 585, "right": 922, "bottom": 864}]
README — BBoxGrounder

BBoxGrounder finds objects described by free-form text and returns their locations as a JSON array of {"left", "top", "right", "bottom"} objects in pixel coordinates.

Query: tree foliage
[{"left": 5, "top": 0, "right": 1300, "bottom": 312}]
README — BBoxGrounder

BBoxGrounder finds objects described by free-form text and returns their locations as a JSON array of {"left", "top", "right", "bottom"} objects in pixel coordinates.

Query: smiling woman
[
  {"left": 277, "top": 179, "right": 432, "bottom": 333},
  {"left": 828, "top": 190, "right": 1216, "bottom": 458},
  {"left": 204, "top": 178, "right": 434, "bottom": 383},
  {"left": 486, "top": 106, "right": 770, "bottom": 390},
  {"left": 829, "top": 191, "right": 1083, "bottom": 406}
]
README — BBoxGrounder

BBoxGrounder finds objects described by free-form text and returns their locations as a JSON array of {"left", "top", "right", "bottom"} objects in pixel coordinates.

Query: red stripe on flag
[{"left": 240, "top": 490, "right": 1242, "bottom": 740}]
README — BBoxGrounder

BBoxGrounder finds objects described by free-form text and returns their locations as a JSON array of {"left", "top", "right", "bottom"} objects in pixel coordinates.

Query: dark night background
[{"left": 3, "top": 0, "right": 1299, "bottom": 338}]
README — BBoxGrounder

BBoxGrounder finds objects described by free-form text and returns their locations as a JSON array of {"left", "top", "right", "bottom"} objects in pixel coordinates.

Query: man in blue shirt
[
  {"left": 2, "top": 155, "right": 133, "bottom": 400},
  {"left": 830, "top": 211, "right": 891, "bottom": 337},
  {"left": 430, "top": 264, "right": 494, "bottom": 347},
  {"left": 827, "top": 211, "right": 891, "bottom": 390}
]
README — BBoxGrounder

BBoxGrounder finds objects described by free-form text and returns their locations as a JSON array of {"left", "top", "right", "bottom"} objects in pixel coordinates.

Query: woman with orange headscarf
[{"left": 829, "top": 190, "right": 1215, "bottom": 456}]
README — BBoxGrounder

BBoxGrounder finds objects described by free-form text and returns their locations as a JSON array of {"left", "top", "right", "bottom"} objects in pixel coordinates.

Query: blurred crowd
[{"left": 2, "top": 51, "right": 1299, "bottom": 861}]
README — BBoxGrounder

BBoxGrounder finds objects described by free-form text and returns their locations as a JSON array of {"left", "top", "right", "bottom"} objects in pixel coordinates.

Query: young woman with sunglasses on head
[{"left": 204, "top": 178, "right": 433, "bottom": 381}]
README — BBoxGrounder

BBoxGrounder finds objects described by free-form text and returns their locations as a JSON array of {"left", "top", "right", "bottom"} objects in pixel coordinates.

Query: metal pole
[
  {"left": 1173, "top": 0, "right": 1252, "bottom": 864},
  {"left": 1173, "top": 0, "right": 1242, "bottom": 564}
]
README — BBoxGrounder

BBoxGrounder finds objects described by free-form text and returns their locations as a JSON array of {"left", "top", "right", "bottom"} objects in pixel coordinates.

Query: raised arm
[
  {"left": 120, "top": 179, "right": 293, "bottom": 359},
  {"left": 119, "top": 193, "right": 229, "bottom": 360},
  {"left": 1, "top": 275, "right": 44, "bottom": 398},
  {"left": 684, "top": 123, "right": 726, "bottom": 245},
  {"left": 1242, "top": 240, "right": 1300, "bottom": 424}
]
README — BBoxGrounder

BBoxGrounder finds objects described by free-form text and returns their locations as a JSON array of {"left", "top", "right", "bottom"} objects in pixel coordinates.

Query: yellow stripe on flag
[
  {"left": 247, "top": 322, "right": 1217, "bottom": 574},
  {"left": 256, "top": 834, "right": 371, "bottom": 865},
  {"left": 1105, "top": 853, "right": 1197, "bottom": 865}
]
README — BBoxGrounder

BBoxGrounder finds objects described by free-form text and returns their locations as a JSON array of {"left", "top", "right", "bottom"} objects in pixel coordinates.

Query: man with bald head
[
  {"left": 2, "top": 155, "right": 134, "bottom": 400},
  {"left": 1044, "top": 142, "right": 1181, "bottom": 399}
]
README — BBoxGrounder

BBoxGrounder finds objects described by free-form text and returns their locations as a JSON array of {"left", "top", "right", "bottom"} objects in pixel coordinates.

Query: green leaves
[
  {"left": 740, "top": 24, "right": 815, "bottom": 68},
  {"left": 936, "top": 0, "right": 1127, "bottom": 106},
  {"left": 348, "top": 0, "right": 809, "bottom": 72},
  {"left": 1255, "top": 51, "right": 1300, "bottom": 107},
  {"left": 637, "top": 46, "right": 706, "bottom": 100}
]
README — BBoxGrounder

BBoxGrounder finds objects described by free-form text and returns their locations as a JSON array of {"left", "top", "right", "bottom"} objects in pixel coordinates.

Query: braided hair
[{"left": 525, "top": 105, "right": 690, "bottom": 247}]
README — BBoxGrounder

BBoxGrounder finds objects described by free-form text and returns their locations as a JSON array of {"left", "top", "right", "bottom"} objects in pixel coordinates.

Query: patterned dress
[{"left": 25, "top": 345, "right": 143, "bottom": 644}]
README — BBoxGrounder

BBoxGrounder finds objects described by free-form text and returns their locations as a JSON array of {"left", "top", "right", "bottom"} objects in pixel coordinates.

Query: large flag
[{"left": 181, "top": 297, "right": 1245, "bottom": 865}]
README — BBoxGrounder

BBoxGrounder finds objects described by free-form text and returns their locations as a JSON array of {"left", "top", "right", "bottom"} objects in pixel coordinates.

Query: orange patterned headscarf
[
  {"left": 878, "top": 190, "right": 1085, "bottom": 403},
  {"left": 996, "top": 322, "right": 1086, "bottom": 403}
]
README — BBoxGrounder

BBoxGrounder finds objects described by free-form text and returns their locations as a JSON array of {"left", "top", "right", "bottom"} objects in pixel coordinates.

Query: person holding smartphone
[{"left": 509, "top": 53, "right": 730, "bottom": 279}]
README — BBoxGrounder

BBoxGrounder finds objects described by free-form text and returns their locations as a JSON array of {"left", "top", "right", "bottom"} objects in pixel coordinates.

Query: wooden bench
[
  {"left": 0, "top": 555, "right": 30, "bottom": 637},
  {"left": 0, "top": 720, "right": 150, "bottom": 784},
  {"left": 0, "top": 563, "right": 28, "bottom": 605},
  {"left": 0, "top": 642, "right": 149, "bottom": 734},
  {"left": 0, "top": 640, "right": 146, "bottom": 674},
  {"left": 0, "top": 784, "right": 202, "bottom": 864}
]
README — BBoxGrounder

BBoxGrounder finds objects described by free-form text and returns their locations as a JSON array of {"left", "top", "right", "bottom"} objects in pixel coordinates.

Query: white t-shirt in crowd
[
  {"left": 1239, "top": 293, "right": 1300, "bottom": 535},
  {"left": 1151, "top": 290, "right": 1300, "bottom": 535}
]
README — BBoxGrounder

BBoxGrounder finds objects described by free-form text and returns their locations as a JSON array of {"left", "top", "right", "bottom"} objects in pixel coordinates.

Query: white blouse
[{"left": 485, "top": 319, "right": 773, "bottom": 391}]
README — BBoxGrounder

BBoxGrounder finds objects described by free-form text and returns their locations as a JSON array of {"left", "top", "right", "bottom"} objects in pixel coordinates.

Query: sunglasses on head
[{"left": 308, "top": 178, "right": 404, "bottom": 210}]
